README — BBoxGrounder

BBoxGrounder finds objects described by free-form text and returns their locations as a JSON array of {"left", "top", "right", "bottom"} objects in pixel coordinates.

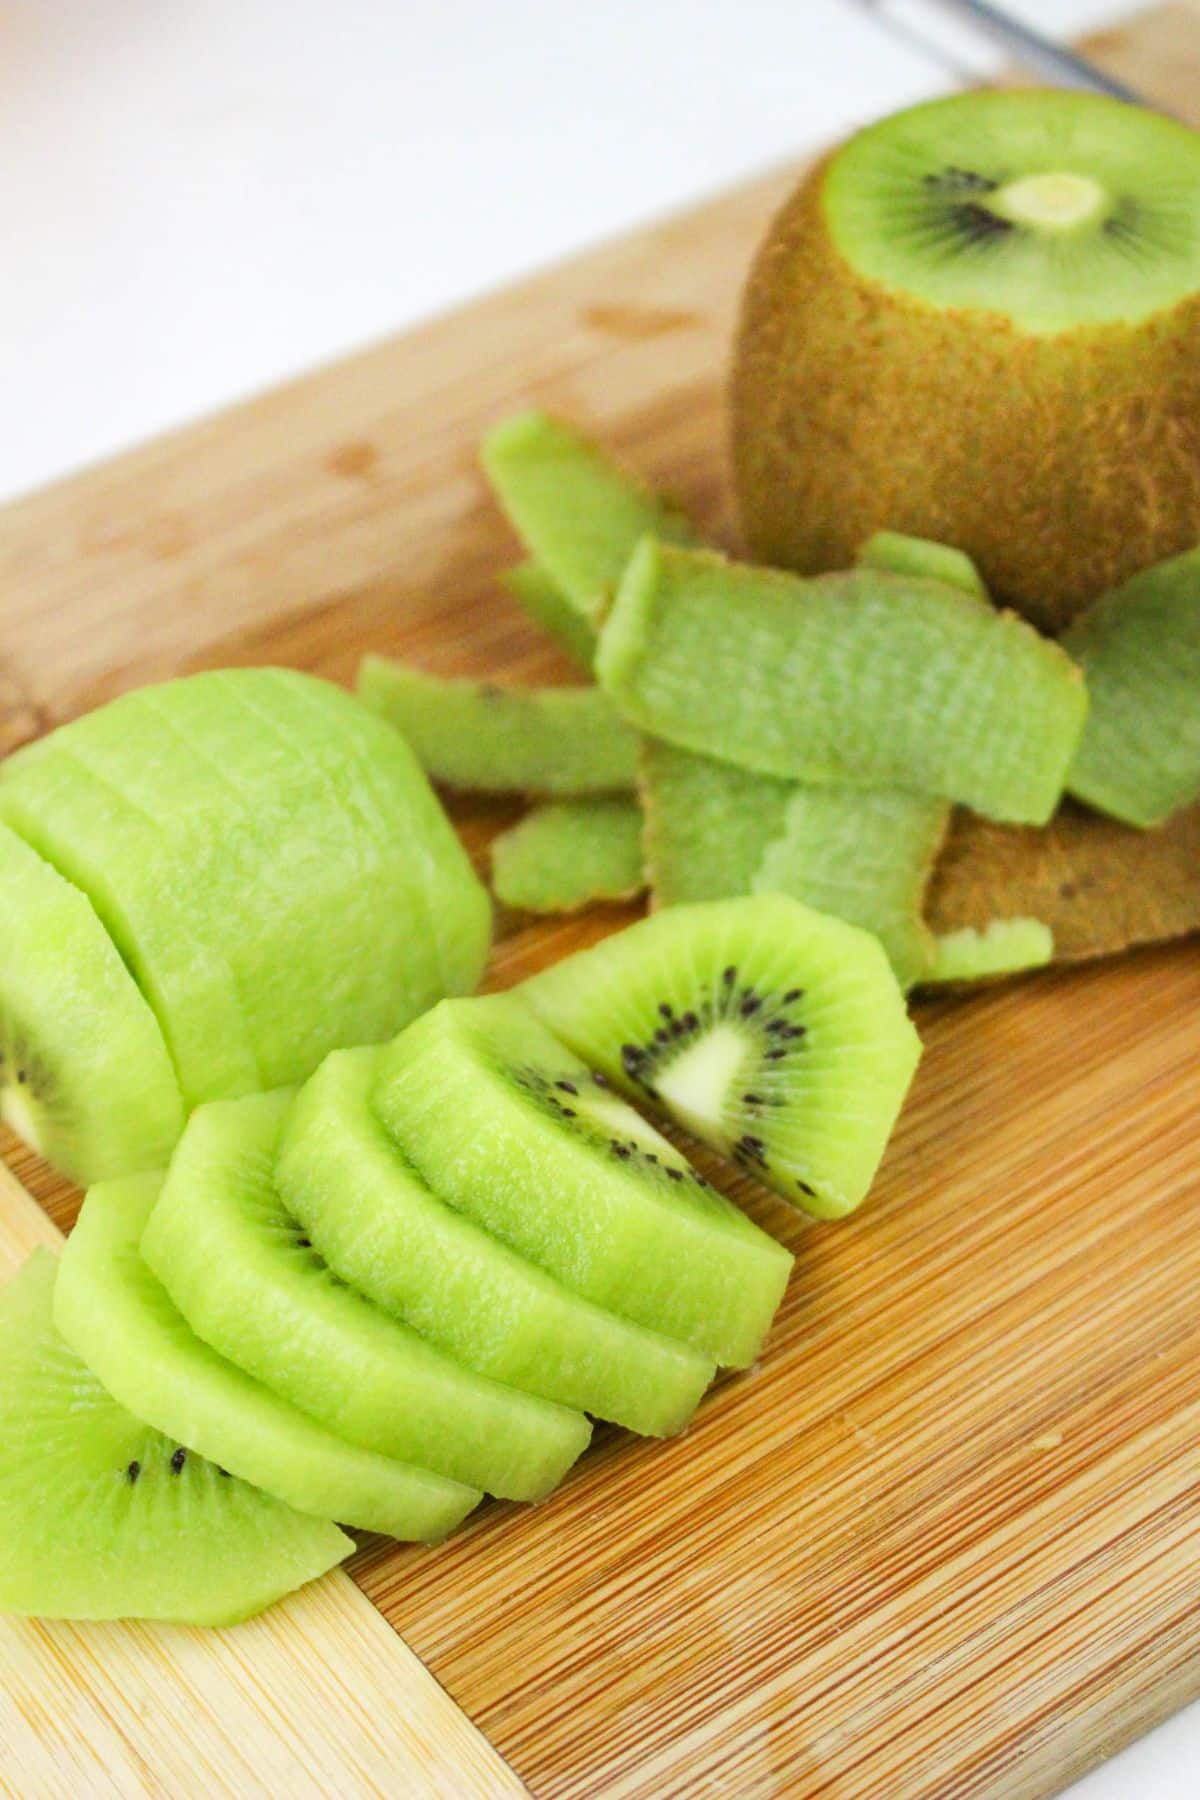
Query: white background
[{"left": 2, "top": 1, "right": 1197, "bottom": 1791}]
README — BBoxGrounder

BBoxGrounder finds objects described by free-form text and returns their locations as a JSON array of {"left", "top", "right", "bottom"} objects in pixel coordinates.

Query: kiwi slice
[
  {"left": 733, "top": 90, "right": 1200, "bottom": 631},
  {"left": 374, "top": 993, "right": 791, "bottom": 1368},
  {"left": 0, "top": 669, "right": 490, "bottom": 1103},
  {"left": 856, "top": 531, "right": 987, "bottom": 599},
  {"left": 501, "top": 561, "right": 598, "bottom": 671},
  {"left": 0, "top": 728, "right": 259, "bottom": 1105},
  {"left": 0, "top": 1252, "right": 349, "bottom": 1625},
  {"left": 482, "top": 411, "right": 699, "bottom": 625},
  {"left": 277, "top": 1048, "right": 715, "bottom": 1435},
  {"left": 598, "top": 540, "right": 1086, "bottom": 825},
  {"left": 926, "top": 918, "right": 1054, "bottom": 986},
  {"left": 142, "top": 1089, "right": 590, "bottom": 1502},
  {"left": 753, "top": 787, "right": 949, "bottom": 990},
  {"left": 0, "top": 823, "right": 184, "bottom": 1183},
  {"left": 640, "top": 740, "right": 795, "bottom": 907},
  {"left": 492, "top": 798, "right": 645, "bottom": 913},
  {"left": 357, "top": 657, "right": 638, "bottom": 795},
  {"left": 926, "top": 800, "right": 1200, "bottom": 962},
  {"left": 1062, "top": 546, "right": 1200, "bottom": 828},
  {"left": 55, "top": 1172, "right": 478, "bottom": 1540},
  {"left": 521, "top": 895, "right": 921, "bottom": 1218}
]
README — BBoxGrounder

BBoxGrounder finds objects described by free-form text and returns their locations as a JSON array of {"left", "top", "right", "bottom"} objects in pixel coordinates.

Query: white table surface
[{"left": 2, "top": 2, "right": 1197, "bottom": 1792}]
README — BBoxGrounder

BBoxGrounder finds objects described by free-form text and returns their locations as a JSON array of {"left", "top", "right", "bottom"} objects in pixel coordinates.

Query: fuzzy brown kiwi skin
[
  {"left": 731, "top": 151, "right": 1200, "bottom": 635},
  {"left": 927, "top": 800, "right": 1200, "bottom": 962}
]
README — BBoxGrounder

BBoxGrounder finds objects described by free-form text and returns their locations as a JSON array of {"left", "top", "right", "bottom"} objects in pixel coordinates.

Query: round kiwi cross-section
[
  {"left": 0, "top": 1251, "right": 350, "bottom": 1626},
  {"left": 733, "top": 90, "right": 1200, "bottom": 630},
  {"left": 277, "top": 1047, "right": 715, "bottom": 1435},
  {"left": 521, "top": 895, "right": 922, "bottom": 1219},
  {"left": 141, "top": 1088, "right": 591, "bottom": 1503},
  {"left": 373, "top": 993, "right": 793, "bottom": 1369}
]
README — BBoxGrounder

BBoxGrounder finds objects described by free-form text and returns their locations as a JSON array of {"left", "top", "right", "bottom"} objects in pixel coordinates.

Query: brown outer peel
[{"left": 926, "top": 801, "right": 1200, "bottom": 962}]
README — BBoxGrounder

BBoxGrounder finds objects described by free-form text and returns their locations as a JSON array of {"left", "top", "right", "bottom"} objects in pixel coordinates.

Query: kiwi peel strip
[
  {"left": 482, "top": 411, "right": 700, "bottom": 626},
  {"left": 500, "top": 561, "right": 598, "bottom": 672},
  {"left": 1062, "top": 546, "right": 1200, "bottom": 828},
  {"left": 492, "top": 798, "right": 646, "bottom": 913},
  {"left": 597, "top": 539, "right": 1087, "bottom": 825},
  {"left": 357, "top": 656, "right": 638, "bottom": 795}
]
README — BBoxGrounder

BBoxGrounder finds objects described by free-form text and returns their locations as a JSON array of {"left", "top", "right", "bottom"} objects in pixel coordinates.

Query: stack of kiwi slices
[
  {"left": 0, "top": 667, "right": 492, "bottom": 1187},
  {"left": 364, "top": 389, "right": 1196, "bottom": 993},
  {"left": 0, "top": 887, "right": 924, "bottom": 1624}
]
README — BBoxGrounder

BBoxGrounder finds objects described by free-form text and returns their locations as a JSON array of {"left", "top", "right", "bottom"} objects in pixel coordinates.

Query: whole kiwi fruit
[{"left": 731, "top": 90, "right": 1200, "bottom": 633}]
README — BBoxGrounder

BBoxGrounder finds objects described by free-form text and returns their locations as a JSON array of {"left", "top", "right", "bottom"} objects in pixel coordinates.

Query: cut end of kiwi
[
  {"left": 823, "top": 89, "right": 1200, "bottom": 332},
  {"left": 521, "top": 894, "right": 922, "bottom": 1219},
  {"left": 0, "top": 1251, "right": 349, "bottom": 1626},
  {"left": 0, "top": 821, "right": 184, "bottom": 1184}
]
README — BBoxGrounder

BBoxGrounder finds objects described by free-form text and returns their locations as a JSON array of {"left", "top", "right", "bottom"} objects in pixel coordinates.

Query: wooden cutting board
[{"left": 2, "top": 6, "right": 1199, "bottom": 1795}]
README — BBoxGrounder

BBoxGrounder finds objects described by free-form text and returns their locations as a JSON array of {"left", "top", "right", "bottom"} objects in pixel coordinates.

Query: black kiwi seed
[
  {"left": 555, "top": 1080, "right": 578, "bottom": 1095},
  {"left": 170, "top": 1447, "right": 187, "bottom": 1475},
  {"left": 126, "top": 1460, "right": 141, "bottom": 1485}
]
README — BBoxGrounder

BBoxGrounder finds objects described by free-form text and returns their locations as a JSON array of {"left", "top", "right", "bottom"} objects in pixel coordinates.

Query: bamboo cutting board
[{"left": 2, "top": 6, "right": 1200, "bottom": 1795}]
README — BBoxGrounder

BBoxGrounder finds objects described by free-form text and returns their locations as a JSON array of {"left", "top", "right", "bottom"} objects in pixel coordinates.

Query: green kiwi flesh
[
  {"left": 55, "top": 1172, "right": 478, "bottom": 1539},
  {"left": 0, "top": 1251, "right": 349, "bottom": 1624},
  {"left": 753, "top": 787, "right": 949, "bottom": 990},
  {"left": 824, "top": 91, "right": 1200, "bottom": 333},
  {"left": 501, "top": 561, "right": 598, "bottom": 671},
  {"left": 482, "top": 411, "right": 699, "bottom": 625},
  {"left": 521, "top": 895, "right": 921, "bottom": 1218},
  {"left": 639, "top": 740, "right": 795, "bottom": 907},
  {"left": 925, "top": 919, "right": 1054, "bottom": 985},
  {"left": 1062, "top": 546, "right": 1200, "bottom": 827},
  {"left": 597, "top": 540, "right": 1086, "bottom": 825},
  {"left": 277, "top": 1047, "right": 715, "bottom": 1434},
  {"left": 357, "top": 657, "right": 638, "bottom": 795},
  {"left": 492, "top": 798, "right": 645, "bottom": 912},
  {"left": 374, "top": 993, "right": 792, "bottom": 1367},
  {"left": 0, "top": 823, "right": 184, "bottom": 1183},
  {"left": 141, "top": 1089, "right": 589, "bottom": 1502},
  {"left": 0, "top": 669, "right": 490, "bottom": 1103},
  {"left": 857, "top": 531, "right": 987, "bottom": 599}
]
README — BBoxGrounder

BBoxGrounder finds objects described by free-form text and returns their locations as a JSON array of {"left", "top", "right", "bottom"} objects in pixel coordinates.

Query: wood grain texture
[
  {"left": 1, "top": 6, "right": 1198, "bottom": 1797},
  {"left": 0, "top": 1167, "right": 527, "bottom": 1799}
]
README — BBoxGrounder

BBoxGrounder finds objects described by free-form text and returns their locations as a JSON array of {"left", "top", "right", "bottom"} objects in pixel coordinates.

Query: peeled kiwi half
[{"left": 734, "top": 90, "right": 1200, "bottom": 631}]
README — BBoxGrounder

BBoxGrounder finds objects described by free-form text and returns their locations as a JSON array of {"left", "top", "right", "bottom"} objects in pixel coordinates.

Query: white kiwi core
[
  {"left": 576, "top": 1088, "right": 688, "bottom": 1168},
  {"left": 651, "top": 1025, "right": 748, "bottom": 1141},
  {"left": 989, "top": 172, "right": 1108, "bottom": 233}
]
